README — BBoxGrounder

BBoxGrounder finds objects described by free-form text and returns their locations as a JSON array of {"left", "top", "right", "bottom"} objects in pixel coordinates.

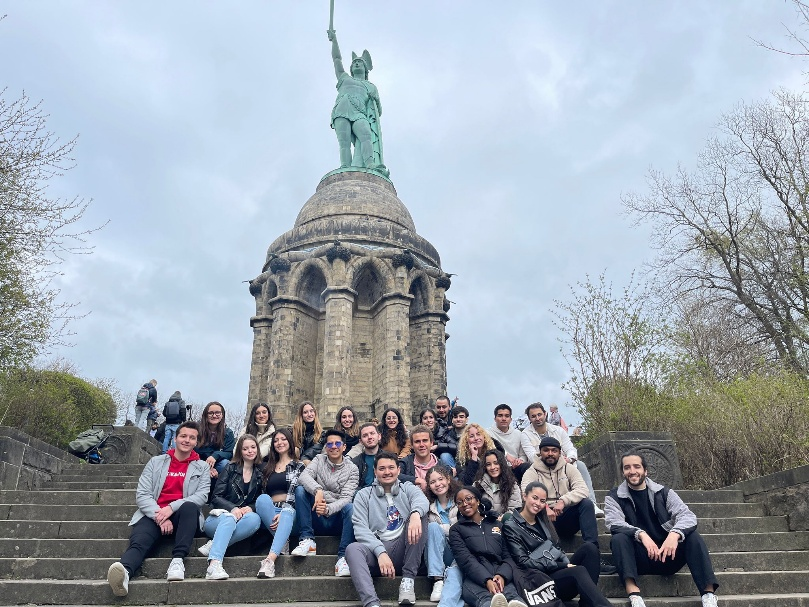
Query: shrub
[{"left": 0, "top": 368, "right": 116, "bottom": 448}]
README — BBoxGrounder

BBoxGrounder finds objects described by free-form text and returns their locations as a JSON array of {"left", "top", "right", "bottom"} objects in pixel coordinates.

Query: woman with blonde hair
[
  {"left": 291, "top": 401, "right": 323, "bottom": 463},
  {"left": 455, "top": 424, "right": 501, "bottom": 485}
]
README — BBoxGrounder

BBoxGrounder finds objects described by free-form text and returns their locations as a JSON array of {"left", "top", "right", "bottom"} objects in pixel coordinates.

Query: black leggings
[{"left": 550, "top": 543, "right": 611, "bottom": 607}]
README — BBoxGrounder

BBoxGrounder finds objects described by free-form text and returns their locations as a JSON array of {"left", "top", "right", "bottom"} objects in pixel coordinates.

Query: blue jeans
[
  {"left": 214, "top": 459, "right": 230, "bottom": 474},
  {"left": 427, "top": 522, "right": 454, "bottom": 577},
  {"left": 439, "top": 453, "right": 456, "bottom": 468},
  {"left": 294, "top": 485, "right": 354, "bottom": 557},
  {"left": 255, "top": 494, "right": 296, "bottom": 556},
  {"left": 162, "top": 424, "right": 179, "bottom": 453},
  {"left": 438, "top": 562, "right": 464, "bottom": 607},
  {"left": 203, "top": 511, "right": 261, "bottom": 562}
]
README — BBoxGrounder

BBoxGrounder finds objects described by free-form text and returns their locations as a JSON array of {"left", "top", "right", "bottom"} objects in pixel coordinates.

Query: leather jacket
[
  {"left": 210, "top": 461, "right": 263, "bottom": 511},
  {"left": 502, "top": 510, "right": 566, "bottom": 573}
]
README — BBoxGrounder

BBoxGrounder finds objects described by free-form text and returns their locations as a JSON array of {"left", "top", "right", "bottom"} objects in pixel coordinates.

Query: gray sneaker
[
  {"left": 507, "top": 601, "right": 529, "bottom": 607},
  {"left": 398, "top": 576, "right": 416, "bottom": 606},
  {"left": 107, "top": 562, "right": 129, "bottom": 597},
  {"left": 629, "top": 595, "right": 647, "bottom": 607},
  {"left": 257, "top": 557, "right": 275, "bottom": 578},
  {"left": 491, "top": 593, "right": 508, "bottom": 607}
]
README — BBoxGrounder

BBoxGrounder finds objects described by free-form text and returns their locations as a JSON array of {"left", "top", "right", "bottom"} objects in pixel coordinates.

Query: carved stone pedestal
[{"left": 578, "top": 431, "right": 682, "bottom": 490}]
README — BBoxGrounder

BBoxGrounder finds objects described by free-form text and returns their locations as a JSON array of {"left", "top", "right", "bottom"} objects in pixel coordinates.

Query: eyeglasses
[
  {"left": 207, "top": 411, "right": 223, "bottom": 418},
  {"left": 457, "top": 496, "right": 478, "bottom": 506},
  {"left": 326, "top": 441, "right": 344, "bottom": 448}
]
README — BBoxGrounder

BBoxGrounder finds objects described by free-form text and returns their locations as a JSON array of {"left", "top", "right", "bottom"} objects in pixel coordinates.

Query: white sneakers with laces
[
  {"left": 334, "top": 556, "right": 350, "bottom": 577},
  {"left": 429, "top": 579, "right": 444, "bottom": 602},
  {"left": 166, "top": 557, "right": 185, "bottom": 581},
  {"left": 398, "top": 576, "right": 416, "bottom": 605},
  {"left": 291, "top": 538, "right": 317, "bottom": 556},
  {"left": 197, "top": 539, "right": 213, "bottom": 557},
  {"left": 107, "top": 562, "right": 129, "bottom": 597},
  {"left": 205, "top": 559, "right": 229, "bottom": 580}
]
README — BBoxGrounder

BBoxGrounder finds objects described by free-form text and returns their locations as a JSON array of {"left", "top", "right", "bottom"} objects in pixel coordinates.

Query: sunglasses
[{"left": 326, "top": 441, "right": 344, "bottom": 448}]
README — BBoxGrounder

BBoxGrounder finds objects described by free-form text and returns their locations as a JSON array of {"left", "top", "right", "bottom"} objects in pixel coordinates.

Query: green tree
[{"left": 0, "top": 89, "right": 100, "bottom": 371}]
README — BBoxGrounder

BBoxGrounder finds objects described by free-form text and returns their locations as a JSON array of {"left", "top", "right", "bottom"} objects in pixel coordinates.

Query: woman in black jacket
[
  {"left": 447, "top": 486, "right": 527, "bottom": 607},
  {"left": 198, "top": 434, "right": 264, "bottom": 580},
  {"left": 503, "top": 481, "right": 610, "bottom": 607}
]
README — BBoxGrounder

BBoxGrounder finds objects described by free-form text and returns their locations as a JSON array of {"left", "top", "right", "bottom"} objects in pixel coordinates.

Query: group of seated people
[{"left": 106, "top": 397, "right": 720, "bottom": 607}]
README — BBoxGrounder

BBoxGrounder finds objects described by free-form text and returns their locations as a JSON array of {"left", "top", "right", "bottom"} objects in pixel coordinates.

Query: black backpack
[
  {"left": 163, "top": 400, "right": 180, "bottom": 420},
  {"left": 136, "top": 385, "right": 151, "bottom": 406}
]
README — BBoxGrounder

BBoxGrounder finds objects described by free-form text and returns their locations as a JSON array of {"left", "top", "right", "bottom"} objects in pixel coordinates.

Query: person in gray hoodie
[
  {"left": 291, "top": 428, "right": 359, "bottom": 577},
  {"left": 346, "top": 451, "right": 429, "bottom": 607}
]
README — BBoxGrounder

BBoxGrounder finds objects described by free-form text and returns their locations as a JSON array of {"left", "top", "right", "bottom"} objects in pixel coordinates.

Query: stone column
[
  {"left": 374, "top": 294, "right": 412, "bottom": 418},
  {"left": 321, "top": 287, "right": 356, "bottom": 419},
  {"left": 409, "top": 312, "right": 448, "bottom": 417},
  {"left": 247, "top": 314, "right": 273, "bottom": 410},
  {"left": 266, "top": 300, "right": 298, "bottom": 426}
]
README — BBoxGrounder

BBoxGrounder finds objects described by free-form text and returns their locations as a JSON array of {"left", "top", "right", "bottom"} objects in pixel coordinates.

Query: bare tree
[
  {"left": 624, "top": 89, "right": 809, "bottom": 373},
  {"left": 0, "top": 90, "right": 103, "bottom": 370}
]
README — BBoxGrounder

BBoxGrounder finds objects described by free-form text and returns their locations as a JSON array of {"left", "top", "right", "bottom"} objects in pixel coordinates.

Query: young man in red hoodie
[{"left": 107, "top": 421, "right": 211, "bottom": 597}]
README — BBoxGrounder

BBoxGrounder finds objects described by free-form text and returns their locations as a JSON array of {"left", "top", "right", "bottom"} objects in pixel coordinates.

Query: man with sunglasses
[{"left": 292, "top": 428, "right": 359, "bottom": 577}]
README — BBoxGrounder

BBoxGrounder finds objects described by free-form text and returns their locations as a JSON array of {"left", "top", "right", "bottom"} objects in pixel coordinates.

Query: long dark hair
[
  {"left": 379, "top": 407, "right": 408, "bottom": 450},
  {"left": 199, "top": 401, "right": 226, "bottom": 448},
  {"left": 263, "top": 427, "right": 295, "bottom": 487},
  {"left": 425, "top": 464, "right": 461, "bottom": 504},
  {"left": 474, "top": 449, "right": 517, "bottom": 505},
  {"left": 246, "top": 402, "right": 273, "bottom": 437},
  {"left": 231, "top": 433, "right": 259, "bottom": 467},
  {"left": 335, "top": 405, "right": 359, "bottom": 437},
  {"left": 522, "top": 481, "right": 560, "bottom": 543}
]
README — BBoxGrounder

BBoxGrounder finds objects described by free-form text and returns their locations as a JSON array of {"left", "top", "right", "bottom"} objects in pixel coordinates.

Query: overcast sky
[{"left": 1, "top": 1, "right": 804, "bottom": 428}]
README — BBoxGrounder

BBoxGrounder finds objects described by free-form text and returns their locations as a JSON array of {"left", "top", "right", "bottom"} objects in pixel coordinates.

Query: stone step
[
  {"left": 51, "top": 475, "right": 142, "bottom": 483},
  {"left": 0, "top": 504, "right": 133, "bottom": 521},
  {"left": 0, "top": 490, "right": 135, "bottom": 505},
  {"left": 2, "top": 531, "right": 807, "bottom": 559},
  {"left": 4, "top": 549, "right": 806, "bottom": 581},
  {"left": 593, "top": 489, "right": 746, "bottom": 504},
  {"left": 0, "top": 514, "right": 787, "bottom": 540},
  {"left": 44, "top": 482, "right": 140, "bottom": 490},
  {"left": 0, "top": 571, "right": 807, "bottom": 605},
  {"left": 58, "top": 465, "right": 145, "bottom": 475}
]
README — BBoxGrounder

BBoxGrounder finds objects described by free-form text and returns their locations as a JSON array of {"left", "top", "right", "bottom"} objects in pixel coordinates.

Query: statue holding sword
[{"left": 326, "top": 0, "right": 389, "bottom": 177}]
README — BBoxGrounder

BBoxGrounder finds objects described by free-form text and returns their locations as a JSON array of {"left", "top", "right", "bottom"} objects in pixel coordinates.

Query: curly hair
[
  {"left": 379, "top": 407, "right": 408, "bottom": 451},
  {"left": 456, "top": 423, "right": 496, "bottom": 466},
  {"left": 425, "top": 464, "right": 461, "bottom": 504},
  {"left": 474, "top": 449, "right": 517, "bottom": 507}
]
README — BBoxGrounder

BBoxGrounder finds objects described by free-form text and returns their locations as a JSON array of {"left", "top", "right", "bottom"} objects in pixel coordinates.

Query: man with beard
[
  {"left": 434, "top": 396, "right": 452, "bottom": 430},
  {"left": 604, "top": 451, "right": 719, "bottom": 607},
  {"left": 353, "top": 422, "right": 382, "bottom": 491}
]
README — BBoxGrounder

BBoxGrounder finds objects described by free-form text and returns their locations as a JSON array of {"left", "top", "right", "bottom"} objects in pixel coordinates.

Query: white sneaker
[
  {"left": 490, "top": 592, "right": 508, "bottom": 607},
  {"left": 594, "top": 504, "right": 605, "bottom": 517},
  {"left": 197, "top": 539, "right": 213, "bottom": 556},
  {"left": 257, "top": 557, "right": 276, "bottom": 578},
  {"left": 291, "top": 538, "right": 317, "bottom": 556},
  {"left": 205, "top": 559, "right": 229, "bottom": 580},
  {"left": 629, "top": 595, "right": 647, "bottom": 607},
  {"left": 107, "top": 562, "right": 129, "bottom": 597},
  {"left": 507, "top": 601, "right": 529, "bottom": 607},
  {"left": 430, "top": 579, "right": 444, "bottom": 602},
  {"left": 166, "top": 557, "right": 185, "bottom": 581},
  {"left": 701, "top": 593, "right": 718, "bottom": 607},
  {"left": 335, "top": 556, "right": 350, "bottom": 577},
  {"left": 398, "top": 577, "right": 416, "bottom": 606}
]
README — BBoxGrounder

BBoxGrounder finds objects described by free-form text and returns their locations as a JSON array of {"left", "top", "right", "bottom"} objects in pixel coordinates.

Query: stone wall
[
  {"left": 0, "top": 426, "right": 76, "bottom": 490},
  {"left": 727, "top": 464, "right": 809, "bottom": 531}
]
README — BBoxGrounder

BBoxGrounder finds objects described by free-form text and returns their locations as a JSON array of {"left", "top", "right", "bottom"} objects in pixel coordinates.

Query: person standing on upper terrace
[{"left": 604, "top": 450, "right": 720, "bottom": 607}]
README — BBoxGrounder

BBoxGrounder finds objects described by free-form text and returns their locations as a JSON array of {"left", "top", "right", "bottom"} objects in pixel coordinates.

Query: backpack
[
  {"left": 68, "top": 428, "right": 107, "bottom": 455},
  {"left": 136, "top": 385, "right": 151, "bottom": 406},
  {"left": 163, "top": 400, "right": 180, "bottom": 420}
]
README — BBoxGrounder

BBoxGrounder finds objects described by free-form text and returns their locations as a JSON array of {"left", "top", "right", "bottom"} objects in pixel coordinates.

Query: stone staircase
[{"left": 0, "top": 463, "right": 808, "bottom": 606}]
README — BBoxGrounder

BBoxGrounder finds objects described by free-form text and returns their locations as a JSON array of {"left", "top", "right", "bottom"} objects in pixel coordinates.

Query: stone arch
[
  {"left": 409, "top": 273, "right": 431, "bottom": 317},
  {"left": 349, "top": 257, "right": 394, "bottom": 310},
  {"left": 289, "top": 260, "right": 329, "bottom": 311},
  {"left": 264, "top": 279, "right": 279, "bottom": 302}
]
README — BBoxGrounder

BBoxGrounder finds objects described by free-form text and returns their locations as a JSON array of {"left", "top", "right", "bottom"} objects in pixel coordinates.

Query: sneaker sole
[
  {"left": 107, "top": 564, "right": 128, "bottom": 597},
  {"left": 335, "top": 570, "right": 351, "bottom": 577},
  {"left": 399, "top": 598, "right": 415, "bottom": 606},
  {"left": 205, "top": 573, "right": 229, "bottom": 580},
  {"left": 167, "top": 572, "right": 185, "bottom": 581},
  {"left": 257, "top": 572, "right": 275, "bottom": 579}
]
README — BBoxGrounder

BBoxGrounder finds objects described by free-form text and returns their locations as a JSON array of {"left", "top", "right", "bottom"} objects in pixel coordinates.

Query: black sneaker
[{"left": 600, "top": 560, "right": 617, "bottom": 575}]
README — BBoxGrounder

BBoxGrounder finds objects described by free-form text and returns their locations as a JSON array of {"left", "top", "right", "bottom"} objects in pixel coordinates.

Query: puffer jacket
[
  {"left": 448, "top": 514, "right": 514, "bottom": 588},
  {"left": 210, "top": 461, "right": 264, "bottom": 511}
]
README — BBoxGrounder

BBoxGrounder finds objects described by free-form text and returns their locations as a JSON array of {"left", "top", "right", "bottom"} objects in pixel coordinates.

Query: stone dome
[
  {"left": 266, "top": 171, "right": 440, "bottom": 267},
  {"left": 294, "top": 171, "right": 416, "bottom": 231}
]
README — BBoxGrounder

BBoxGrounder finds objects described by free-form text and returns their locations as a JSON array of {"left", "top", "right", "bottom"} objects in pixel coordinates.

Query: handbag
[
  {"left": 528, "top": 539, "right": 570, "bottom": 573},
  {"left": 512, "top": 567, "right": 565, "bottom": 607}
]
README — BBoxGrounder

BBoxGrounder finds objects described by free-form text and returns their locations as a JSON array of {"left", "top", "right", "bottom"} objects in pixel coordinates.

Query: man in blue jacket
[
  {"left": 604, "top": 450, "right": 719, "bottom": 607},
  {"left": 345, "top": 451, "right": 429, "bottom": 607}
]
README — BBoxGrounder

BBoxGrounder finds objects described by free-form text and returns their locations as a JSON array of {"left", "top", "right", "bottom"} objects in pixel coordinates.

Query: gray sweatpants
[{"left": 345, "top": 516, "right": 428, "bottom": 607}]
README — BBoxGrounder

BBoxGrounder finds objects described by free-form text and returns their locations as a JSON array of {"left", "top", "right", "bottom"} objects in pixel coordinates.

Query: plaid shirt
[{"left": 269, "top": 460, "right": 305, "bottom": 506}]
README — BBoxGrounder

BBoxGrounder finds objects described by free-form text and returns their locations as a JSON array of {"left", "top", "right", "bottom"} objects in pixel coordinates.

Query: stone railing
[
  {"left": 0, "top": 426, "right": 77, "bottom": 490},
  {"left": 726, "top": 464, "right": 809, "bottom": 531}
]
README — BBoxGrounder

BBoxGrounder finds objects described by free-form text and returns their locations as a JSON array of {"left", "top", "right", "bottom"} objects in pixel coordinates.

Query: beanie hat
[{"left": 539, "top": 436, "right": 562, "bottom": 450}]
